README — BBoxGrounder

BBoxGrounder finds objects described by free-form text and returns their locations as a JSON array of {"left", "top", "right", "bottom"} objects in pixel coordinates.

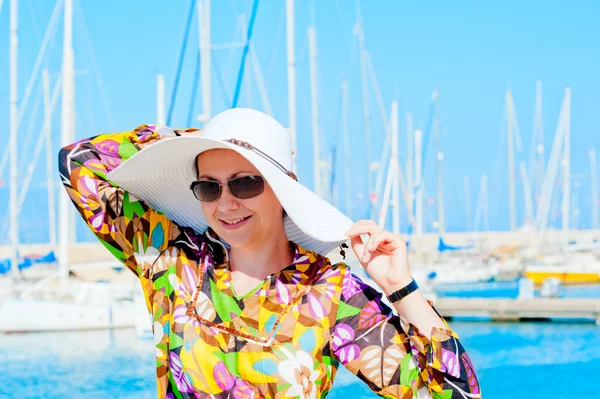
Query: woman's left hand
[{"left": 344, "top": 220, "right": 413, "bottom": 295}]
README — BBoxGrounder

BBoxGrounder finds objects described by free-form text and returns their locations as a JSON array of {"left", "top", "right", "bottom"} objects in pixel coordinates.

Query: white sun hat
[{"left": 107, "top": 108, "right": 354, "bottom": 255}]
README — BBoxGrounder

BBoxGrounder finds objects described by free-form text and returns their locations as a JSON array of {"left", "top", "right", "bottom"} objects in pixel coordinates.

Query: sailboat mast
[
  {"left": 241, "top": 14, "right": 252, "bottom": 108},
  {"left": 355, "top": 4, "right": 373, "bottom": 213},
  {"left": 391, "top": 100, "right": 400, "bottom": 235},
  {"left": 590, "top": 149, "right": 599, "bottom": 229},
  {"left": 506, "top": 89, "right": 516, "bottom": 231},
  {"left": 435, "top": 97, "right": 445, "bottom": 235},
  {"left": 286, "top": 0, "right": 297, "bottom": 173},
  {"left": 248, "top": 39, "right": 273, "bottom": 116},
  {"left": 157, "top": 73, "right": 165, "bottom": 125},
  {"left": 43, "top": 69, "right": 57, "bottom": 250},
  {"left": 482, "top": 174, "right": 489, "bottom": 231},
  {"left": 308, "top": 26, "right": 321, "bottom": 197},
  {"left": 342, "top": 79, "right": 352, "bottom": 218},
  {"left": 197, "top": 0, "right": 211, "bottom": 124},
  {"left": 534, "top": 81, "right": 544, "bottom": 202},
  {"left": 414, "top": 129, "right": 423, "bottom": 236},
  {"left": 534, "top": 88, "right": 569, "bottom": 233},
  {"left": 561, "top": 87, "right": 571, "bottom": 233},
  {"left": 9, "top": 0, "right": 21, "bottom": 279},
  {"left": 377, "top": 148, "right": 393, "bottom": 229},
  {"left": 464, "top": 176, "right": 471, "bottom": 232},
  {"left": 436, "top": 156, "right": 445, "bottom": 235},
  {"left": 59, "top": 0, "right": 75, "bottom": 277},
  {"left": 405, "top": 112, "right": 413, "bottom": 221}
]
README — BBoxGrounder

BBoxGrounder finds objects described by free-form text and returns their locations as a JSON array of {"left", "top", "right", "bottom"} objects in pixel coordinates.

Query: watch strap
[{"left": 386, "top": 279, "right": 419, "bottom": 303}]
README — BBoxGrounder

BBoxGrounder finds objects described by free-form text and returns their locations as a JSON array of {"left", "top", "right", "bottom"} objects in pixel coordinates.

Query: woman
[{"left": 59, "top": 108, "right": 480, "bottom": 398}]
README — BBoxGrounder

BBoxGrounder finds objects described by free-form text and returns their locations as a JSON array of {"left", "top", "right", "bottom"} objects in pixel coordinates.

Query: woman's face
[{"left": 196, "top": 149, "right": 284, "bottom": 249}]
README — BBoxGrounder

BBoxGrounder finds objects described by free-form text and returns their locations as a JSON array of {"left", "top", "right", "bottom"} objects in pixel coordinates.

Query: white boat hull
[{"left": 0, "top": 298, "right": 137, "bottom": 333}]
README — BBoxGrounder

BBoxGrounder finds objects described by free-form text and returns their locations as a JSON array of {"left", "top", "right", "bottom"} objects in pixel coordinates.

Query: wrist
[
  {"left": 381, "top": 273, "right": 414, "bottom": 296},
  {"left": 385, "top": 278, "right": 419, "bottom": 304}
]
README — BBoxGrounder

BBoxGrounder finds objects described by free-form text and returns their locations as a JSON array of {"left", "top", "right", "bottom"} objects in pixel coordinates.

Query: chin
[
  {"left": 220, "top": 232, "right": 255, "bottom": 249},
  {"left": 211, "top": 223, "right": 251, "bottom": 246}
]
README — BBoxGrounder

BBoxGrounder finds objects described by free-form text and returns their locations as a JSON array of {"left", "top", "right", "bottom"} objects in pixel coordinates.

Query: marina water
[{"left": 2, "top": 316, "right": 598, "bottom": 398}]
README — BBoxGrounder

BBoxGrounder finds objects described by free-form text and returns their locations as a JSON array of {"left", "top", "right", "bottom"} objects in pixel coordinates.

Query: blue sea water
[
  {"left": 2, "top": 189, "right": 600, "bottom": 397},
  {"left": 436, "top": 280, "right": 600, "bottom": 299},
  {"left": 1, "top": 319, "right": 599, "bottom": 398}
]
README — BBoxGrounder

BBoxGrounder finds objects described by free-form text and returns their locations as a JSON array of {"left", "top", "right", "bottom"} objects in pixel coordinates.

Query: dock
[{"left": 435, "top": 297, "right": 600, "bottom": 324}]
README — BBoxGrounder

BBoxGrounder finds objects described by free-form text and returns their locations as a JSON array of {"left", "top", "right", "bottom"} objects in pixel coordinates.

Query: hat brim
[{"left": 106, "top": 136, "right": 353, "bottom": 255}]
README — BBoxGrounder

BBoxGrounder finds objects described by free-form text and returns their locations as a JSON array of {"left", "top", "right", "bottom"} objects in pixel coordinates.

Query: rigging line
[
  {"left": 232, "top": 0, "right": 260, "bottom": 108},
  {"left": 419, "top": 90, "right": 438, "bottom": 179},
  {"left": 212, "top": 55, "right": 232, "bottom": 108},
  {"left": 366, "top": 51, "right": 392, "bottom": 208},
  {"left": 227, "top": 0, "right": 240, "bottom": 15},
  {"left": 221, "top": 19, "right": 245, "bottom": 99},
  {"left": 15, "top": 0, "right": 63, "bottom": 130},
  {"left": 249, "top": 42, "right": 273, "bottom": 116},
  {"left": 0, "top": 76, "right": 63, "bottom": 244},
  {"left": 18, "top": 86, "right": 43, "bottom": 173},
  {"left": 24, "top": 0, "right": 44, "bottom": 41},
  {"left": 83, "top": 68, "right": 99, "bottom": 135},
  {"left": 264, "top": 2, "right": 286, "bottom": 73},
  {"left": 308, "top": 0, "right": 315, "bottom": 27},
  {"left": 332, "top": 86, "right": 344, "bottom": 199},
  {"left": 333, "top": 0, "right": 355, "bottom": 58},
  {"left": 187, "top": 50, "right": 201, "bottom": 127},
  {"left": 75, "top": 0, "right": 116, "bottom": 132},
  {"left": 330, "top": 147, "right": 337, "bottom": 196},
  {"left": 489, "top": 106, "right": 508, "bottom": 230},
  {"left": 167, "top": 0, "right": 197, "bottom": 126},
  {"left": 0, "top": 0, "right": 63, "bottom": 179}
]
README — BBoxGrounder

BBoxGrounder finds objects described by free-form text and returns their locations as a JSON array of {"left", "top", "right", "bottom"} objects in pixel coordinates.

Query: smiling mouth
[{"left": 220, "top": 216, "right": 251, "bottom": 225}]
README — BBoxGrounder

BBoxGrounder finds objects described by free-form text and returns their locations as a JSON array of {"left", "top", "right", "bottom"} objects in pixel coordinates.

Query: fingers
[
  {"left": 344, "top": 220, "right": 406, "bottom": 264},
  {"left": 345, "top": 220, "right": 380, "bottom": 262},
  {"left": 344, "top": 219, "right": 382, "bottom": 238},
  {"left": 345, "top": 220, "right": 406, "bottom": 264},
  {"left": 361, "top": 230, "right": 397, "bottom": 263},
  {"left": 349, "top": 235, "right": 364, "bottom": 249},
  {"left": 348, "top": 234, "right": 365, "bottom": 258}
]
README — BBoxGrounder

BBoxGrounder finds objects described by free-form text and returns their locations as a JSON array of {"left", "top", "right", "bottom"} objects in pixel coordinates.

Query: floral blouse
[{"left": 58, "top": 125, "right": 481, "bottom": 399}]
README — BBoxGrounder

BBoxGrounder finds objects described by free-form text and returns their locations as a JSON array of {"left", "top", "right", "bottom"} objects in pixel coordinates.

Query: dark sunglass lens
[
  {"left": 228, "top": 176, "right": 265, "bottom": 199},
  {"left": 192, "top": 181, "right": 221, "bottom": 202}
]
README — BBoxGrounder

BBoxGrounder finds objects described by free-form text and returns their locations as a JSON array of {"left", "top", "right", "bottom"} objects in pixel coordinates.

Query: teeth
[{"left": 223, "top": 217, "right": 246, "bottom": 225}]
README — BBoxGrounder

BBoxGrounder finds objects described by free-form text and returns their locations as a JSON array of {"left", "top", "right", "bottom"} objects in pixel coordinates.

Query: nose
[{"left": 216, "top": 187, "right": 240, "bottom": 213}]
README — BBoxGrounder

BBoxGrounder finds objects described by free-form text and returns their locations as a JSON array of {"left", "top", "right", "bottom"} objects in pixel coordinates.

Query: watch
[{"left": 386, "top": 279, "right": 419, "bottom": 303}]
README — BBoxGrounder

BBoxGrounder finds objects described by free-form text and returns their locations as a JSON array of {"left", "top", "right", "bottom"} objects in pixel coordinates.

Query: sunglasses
[{"left": 189, "top": 175, "right": 265, "bottom": 202}]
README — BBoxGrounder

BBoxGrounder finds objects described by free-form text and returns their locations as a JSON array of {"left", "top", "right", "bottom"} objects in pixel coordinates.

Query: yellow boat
[{"left": 524, "top": 265, "right": 600, "bottom": 285}]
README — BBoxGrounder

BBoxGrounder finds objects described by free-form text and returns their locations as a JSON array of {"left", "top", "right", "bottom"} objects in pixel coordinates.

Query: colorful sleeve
[
  {"left": 57, "top": 125, "right": 199, "bottom": 279},
  {"left": 330, "top": 265, "right": 481, "bottom": 399}
]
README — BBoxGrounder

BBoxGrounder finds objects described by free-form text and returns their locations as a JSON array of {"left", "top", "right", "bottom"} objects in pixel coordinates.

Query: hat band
[{"left": 225, "top": 138, "right": 298, "bottom": 181}]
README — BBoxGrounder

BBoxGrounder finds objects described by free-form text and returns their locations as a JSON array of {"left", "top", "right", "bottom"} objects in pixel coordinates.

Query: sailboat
[
  {"left": 516, "top": 86, "right": 600, "bottom": 284},
  {"left": 0, "top": 0, "right": 140, "bottom": 333},
  {"left": 1, "top": 0, "right": 287, "bottom": 334},
  {"left": 524, "top": 261, "right": 600, "bottom": 285}
]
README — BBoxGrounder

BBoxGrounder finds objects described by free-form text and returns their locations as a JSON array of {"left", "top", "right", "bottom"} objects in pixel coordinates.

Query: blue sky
[{"left": 1, "top": 0, "right": 599, "bottom": 243}]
